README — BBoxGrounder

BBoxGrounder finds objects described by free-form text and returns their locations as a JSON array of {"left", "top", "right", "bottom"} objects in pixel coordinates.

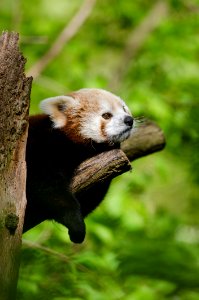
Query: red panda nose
[{"left": 124, "top": 116, "right": 133, "bottom": 127}]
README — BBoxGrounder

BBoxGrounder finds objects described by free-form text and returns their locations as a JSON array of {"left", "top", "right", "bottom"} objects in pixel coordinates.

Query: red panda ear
[{"left": 40, "top": 95, "right": 76, "bottom": 128}]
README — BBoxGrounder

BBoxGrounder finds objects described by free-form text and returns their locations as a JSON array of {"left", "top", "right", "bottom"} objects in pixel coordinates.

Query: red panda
[{"left": 25, "top": 88, "right": 133, "bottom": 243}]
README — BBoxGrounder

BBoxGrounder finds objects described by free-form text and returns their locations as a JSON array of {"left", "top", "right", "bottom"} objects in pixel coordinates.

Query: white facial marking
[
  {"left": 105, "top": 102, "right": 132, "bottom": 143},
  {"left": 40, "top": 95, "right": 76, "bottom": 128},
  {"left": 80, "top": 108, "right": 108, "bottom": 143}
]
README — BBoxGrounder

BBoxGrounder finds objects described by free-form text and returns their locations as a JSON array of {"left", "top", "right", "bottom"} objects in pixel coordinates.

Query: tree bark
[
  {"left": 71, "top": 149, "right": 132, "bottom": 195},
  {"left": 0, "top": 32, "right": 32, "bottom": 300}
]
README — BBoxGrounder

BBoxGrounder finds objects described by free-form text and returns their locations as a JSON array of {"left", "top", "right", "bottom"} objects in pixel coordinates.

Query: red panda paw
[
  {"left": 68, "top": 222, "right": 86, "bottom": 244},
  {"left": 61, "top": 210, "right": 86, "bottom": 243}
]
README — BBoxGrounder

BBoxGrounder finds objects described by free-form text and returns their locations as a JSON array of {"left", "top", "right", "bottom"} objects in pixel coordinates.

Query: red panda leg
[{"left": 57, "top": 196, "right": 86, "bottom": 244}]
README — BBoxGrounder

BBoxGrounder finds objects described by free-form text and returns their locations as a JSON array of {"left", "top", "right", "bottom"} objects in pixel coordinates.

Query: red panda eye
[{"left": 102, "top": 112, "right": 113, "bottom": 120}]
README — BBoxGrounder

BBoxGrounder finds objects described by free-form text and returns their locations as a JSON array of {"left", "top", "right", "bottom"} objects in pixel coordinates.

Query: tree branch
[
  {"left": 27, "top": 0, "right": 96, "bottom": 79},
  {"left": 22, "top": 239, "right": 70, "bottom": 263},
  {"left": 70, "top": 149, "right": 132, "bottom": 195},
  {"left": 70, "top": 120, "right": 165, "bottom": 195},
  {"left": 109, "top": 1, "right": 169, "bottom": 90},
  {"left": 121, "top": 119, "right": 166, "bottom": 161}
]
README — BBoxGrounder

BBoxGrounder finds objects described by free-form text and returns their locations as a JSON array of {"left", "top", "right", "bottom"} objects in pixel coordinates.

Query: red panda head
[{"left": 40, "top": 88, "right": 133, "bottom": 145}]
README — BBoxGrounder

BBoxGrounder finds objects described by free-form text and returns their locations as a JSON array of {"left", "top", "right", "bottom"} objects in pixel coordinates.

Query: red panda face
[{"left": 40, "top": 88, "right": 133, "bottom": 144}]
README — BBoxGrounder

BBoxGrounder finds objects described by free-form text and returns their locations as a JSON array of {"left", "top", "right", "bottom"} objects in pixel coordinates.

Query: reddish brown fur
[
  {"left": 59, "top": 93, "right": 101, "bottom": 144},
  {"left": 100, "top": 119, "right": 107, "bottom": 139}
]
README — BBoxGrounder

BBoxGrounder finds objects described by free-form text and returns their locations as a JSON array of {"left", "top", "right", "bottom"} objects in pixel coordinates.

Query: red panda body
[{"left": 24, "top": 89, "right": 133, "bottom": 243}]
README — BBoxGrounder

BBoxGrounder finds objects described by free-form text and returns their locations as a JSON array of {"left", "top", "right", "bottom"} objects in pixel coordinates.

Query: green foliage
[{"left": 1, "top": 0, "right": 199, "bottom": 299}]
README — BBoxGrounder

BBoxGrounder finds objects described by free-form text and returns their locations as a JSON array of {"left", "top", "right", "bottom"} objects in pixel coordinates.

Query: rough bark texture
[
  {"left": 70, "top": 120, "right": 165, "bottom": 195},
  {"left": 0, "top": 32, "right": 32, "bottom": 300},
  {"left": 71, "top": 149, "right": 132, "bottom": 195}
]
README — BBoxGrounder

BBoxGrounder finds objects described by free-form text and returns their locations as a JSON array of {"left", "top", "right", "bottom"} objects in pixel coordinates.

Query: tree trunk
[{"left": 0, "top": 32, "right": 32, "bottom": 300}]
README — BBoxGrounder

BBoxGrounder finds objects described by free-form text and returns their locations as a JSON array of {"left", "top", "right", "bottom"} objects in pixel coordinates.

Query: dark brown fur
[{"left": 25, "top": 114, "right": 118, "bottom": 243}]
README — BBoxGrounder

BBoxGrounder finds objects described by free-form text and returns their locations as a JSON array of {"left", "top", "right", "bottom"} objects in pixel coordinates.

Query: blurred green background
[{"left": 1, "top": 0, "right": 199, "bottom": 299}]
